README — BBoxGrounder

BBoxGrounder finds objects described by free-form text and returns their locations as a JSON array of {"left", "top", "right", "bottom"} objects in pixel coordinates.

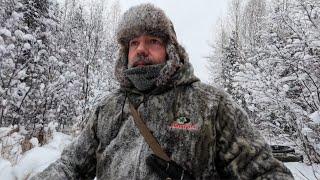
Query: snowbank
[
  {"left": 285, "top": 162, "right": 320, "bottom": 180},
  {"left": 0, "top": 158, "right": 14, "bottom": 179},
  {"left": 1, "top": 125, "right": 320, "bottom": 180},
  {"left": 0, "top": 130, "right": 72, "bottom": 180}
]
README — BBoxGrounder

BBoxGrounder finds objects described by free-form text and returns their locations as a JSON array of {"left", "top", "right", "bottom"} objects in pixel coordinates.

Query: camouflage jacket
[{"left": 31, "top": 62, "right": 293, "bottom": 180}]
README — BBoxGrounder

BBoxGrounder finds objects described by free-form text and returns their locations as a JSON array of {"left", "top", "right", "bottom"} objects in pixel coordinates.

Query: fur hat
[{"left": 115, "top": 3, "right": 191, "bottom": 89}]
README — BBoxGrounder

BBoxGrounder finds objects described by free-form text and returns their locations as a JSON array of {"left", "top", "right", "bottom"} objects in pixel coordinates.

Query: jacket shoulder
[
  {"left": 96, "top": 90, "right": 125, "bottom": 109},
  {"left": 190, "top": 81, "right": 227, "bottom": 100}
]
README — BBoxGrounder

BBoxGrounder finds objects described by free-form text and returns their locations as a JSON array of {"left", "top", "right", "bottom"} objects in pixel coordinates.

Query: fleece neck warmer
[{"left": 124, "top": 64, "right": 165, "bottom": 92}]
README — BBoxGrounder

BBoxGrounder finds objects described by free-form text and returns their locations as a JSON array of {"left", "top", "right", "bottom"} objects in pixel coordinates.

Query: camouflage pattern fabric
[
  {"left": 31, "top": 3, "right": 293, "bottom": 180},
  {"left": 31, "top": 60, "right": 293, "bottom": 180}
]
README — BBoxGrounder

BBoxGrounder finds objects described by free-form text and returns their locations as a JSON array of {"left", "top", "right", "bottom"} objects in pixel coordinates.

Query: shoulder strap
[{"left": 129, "top": 103, "right": 170, "bottom": 161}]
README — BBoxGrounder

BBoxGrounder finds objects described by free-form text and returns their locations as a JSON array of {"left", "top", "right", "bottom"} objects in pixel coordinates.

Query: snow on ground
[
  {"left": 1, "top": 126, "right": 320, "bottom": 180},
  {"left": 286, "top": 162, "right": 320, "bottom": 180},
  {"left": 0, "top": 126, "right": 72, "bottom": 180}
]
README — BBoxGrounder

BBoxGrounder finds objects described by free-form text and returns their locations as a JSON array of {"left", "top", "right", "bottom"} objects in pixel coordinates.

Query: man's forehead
[
  {"left": 129, "top": 33, "right": 168, "bottom": 43},
  {"left": 130, "top": 34, "right": 164, "bottom": 41}
]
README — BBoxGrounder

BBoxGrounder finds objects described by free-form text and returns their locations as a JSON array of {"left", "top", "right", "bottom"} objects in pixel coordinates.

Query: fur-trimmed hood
[{"left": 115, "top": 3, "right": 199, "bottom": 93}]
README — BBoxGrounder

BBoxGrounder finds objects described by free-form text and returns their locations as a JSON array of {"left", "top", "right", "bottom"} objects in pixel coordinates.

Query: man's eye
[
  {"left": 129, "top": 40, "right": 138, "bottom": 47},
  {"left": 150, "top": 39, "right": 162, "bottom": 45}
]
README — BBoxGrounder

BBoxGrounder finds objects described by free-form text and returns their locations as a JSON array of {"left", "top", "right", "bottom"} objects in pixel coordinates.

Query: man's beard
[{"left": 128, "top": 55, "right": 156, "bottom": 68}]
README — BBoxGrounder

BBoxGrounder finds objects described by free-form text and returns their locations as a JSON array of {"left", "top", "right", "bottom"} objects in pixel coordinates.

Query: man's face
[{"left": 128, "top": 35, "right": 166, "bottom": 68}]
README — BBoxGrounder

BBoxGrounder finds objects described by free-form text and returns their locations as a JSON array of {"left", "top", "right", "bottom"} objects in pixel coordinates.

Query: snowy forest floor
[{"left": 0, "top": 125, "right": 319, "bottom": 180}]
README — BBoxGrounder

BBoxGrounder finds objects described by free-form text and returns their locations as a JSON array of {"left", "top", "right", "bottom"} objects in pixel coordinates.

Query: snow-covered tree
[
  {"left": 209, "top": 0, "right": 320, "bottom": 163},
  {"left": 0, "top": 0, "right": 120, "bottom": 130}
]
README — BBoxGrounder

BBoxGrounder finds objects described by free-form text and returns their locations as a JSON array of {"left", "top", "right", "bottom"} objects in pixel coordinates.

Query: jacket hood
[{"left": 115, "top": 3, "right": 199, "bottom": 93}]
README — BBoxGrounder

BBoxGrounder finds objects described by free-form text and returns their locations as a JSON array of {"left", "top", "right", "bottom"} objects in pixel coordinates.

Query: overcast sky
[{"left": 119, "top": 0, "right": 229, "bottom": 83}]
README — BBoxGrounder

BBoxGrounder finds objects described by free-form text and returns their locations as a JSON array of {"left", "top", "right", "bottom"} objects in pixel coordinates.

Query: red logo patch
[{"left": 168, "top": 116, "right": 198, "bottom": 131}]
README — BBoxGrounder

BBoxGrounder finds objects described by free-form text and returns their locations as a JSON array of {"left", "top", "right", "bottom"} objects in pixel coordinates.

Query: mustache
[{"left": 131, "top": 56, "right": 153, "bottom": 67}]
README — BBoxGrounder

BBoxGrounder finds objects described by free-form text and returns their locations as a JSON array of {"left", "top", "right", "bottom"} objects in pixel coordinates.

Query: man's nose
[{"left": 136, "top": 41, "right": 148, "bottom": 56}]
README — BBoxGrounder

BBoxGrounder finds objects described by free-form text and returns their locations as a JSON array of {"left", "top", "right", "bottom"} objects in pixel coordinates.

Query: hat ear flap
[
  {"left": 166, "top": 41, "right": 189, "bottom": 64},
  {"left": 169, "top": 20, "right": 177, "bottom": 38},
  {"left": 115, "top": 47, "right": 132, "bottom": 87},
  {"left": 155, "top": 43, "right": 183, "bottom": 86},
  {"left": 166, "top": 43, "right": 181, "bottom": 65}
]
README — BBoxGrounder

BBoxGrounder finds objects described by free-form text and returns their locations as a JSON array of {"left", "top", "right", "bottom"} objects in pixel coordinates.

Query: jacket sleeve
[
  {"left": 30, "top": 108, "right": 100, "bottom": 180},
  {"left": 214, "top": 93, "right": 293, "bottom": 180}
]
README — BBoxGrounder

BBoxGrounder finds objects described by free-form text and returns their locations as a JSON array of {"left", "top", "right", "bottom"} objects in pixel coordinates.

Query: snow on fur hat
[{"left": 115, "top": 3, "right": 190, "bottom": 89}]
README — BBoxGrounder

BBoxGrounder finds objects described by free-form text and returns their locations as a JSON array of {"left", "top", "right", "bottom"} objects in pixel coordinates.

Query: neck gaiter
[{"left": 124, "top": 64, "right": 165, "bottom": 92}]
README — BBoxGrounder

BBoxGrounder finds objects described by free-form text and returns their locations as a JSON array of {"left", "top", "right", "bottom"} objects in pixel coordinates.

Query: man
[{"left": 32, "top": 4, "right": 293, "bottom": 180}]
